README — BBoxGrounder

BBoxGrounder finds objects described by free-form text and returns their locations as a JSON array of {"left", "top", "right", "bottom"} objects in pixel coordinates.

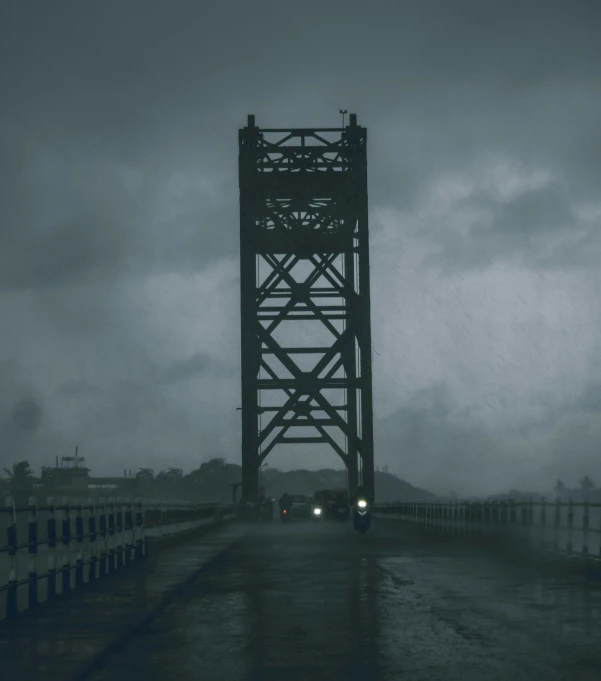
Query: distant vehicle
[
  {"left": 314, "top": 489, "right": 349, "bottom": 521},
  {"left": 311, "top": 494, "right": 324, "bottom": 520},
  {"left": 286, "top": 494, "right": 311, "bottom": 519}
]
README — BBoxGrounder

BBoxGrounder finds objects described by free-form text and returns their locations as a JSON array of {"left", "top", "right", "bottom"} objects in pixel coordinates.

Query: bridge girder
[{"left": 239, "top": 114, "right": 374, "bottom": 503}]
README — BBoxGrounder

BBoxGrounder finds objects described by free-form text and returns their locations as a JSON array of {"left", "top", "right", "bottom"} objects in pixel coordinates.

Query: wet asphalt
[{"left": 83, "top": 517, "right": 601, "bottom": 681}]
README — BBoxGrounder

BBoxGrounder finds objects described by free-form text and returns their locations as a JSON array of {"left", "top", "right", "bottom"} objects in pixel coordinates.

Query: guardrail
[
  {"left": 0, "top": 496, "right": 236, "bottom": 621},
  {"left": 374, "top": 499, "right": 601, "bottom": 563}
]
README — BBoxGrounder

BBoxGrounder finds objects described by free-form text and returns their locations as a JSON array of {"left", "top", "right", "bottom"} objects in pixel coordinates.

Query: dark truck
[{"left": 313, "top": 488, "right": 350, "bottom": 521}]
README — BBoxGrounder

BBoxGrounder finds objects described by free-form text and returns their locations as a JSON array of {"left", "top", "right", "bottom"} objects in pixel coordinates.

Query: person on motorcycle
[
  {"left": 350, "top": 486, "right": 373, "bottom": 507},
  {"left": 279, "top": 492, "right": 291, "bottom": 511}
]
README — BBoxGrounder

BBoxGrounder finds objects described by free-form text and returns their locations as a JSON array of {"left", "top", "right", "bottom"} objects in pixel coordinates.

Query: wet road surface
[{"left": 84, "top": 519, "right": 601, "bottom": 681}]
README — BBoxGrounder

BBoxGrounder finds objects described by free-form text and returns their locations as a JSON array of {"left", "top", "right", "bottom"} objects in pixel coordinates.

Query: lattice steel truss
[{"left": 238, "top": 114, "right": 374, "bottom": 503}]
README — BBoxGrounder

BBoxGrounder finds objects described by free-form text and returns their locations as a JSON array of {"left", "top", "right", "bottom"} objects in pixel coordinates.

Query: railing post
[
  {"left": 136, "top": 497, "right": 146, "bottom": 558},
  {"left": 527, "top": 498, "right": 534, "bottom": 548},
  {"left": 567, "top": 498, "right": 574, "bottom": 557},
  {"left": 28, "top": 496, "right": 38, "bottom": 609},
  {"left": 88, "top": 497, "right": 97, "bottom": 583},
  {"left": 582, "top": 500, "right": 589, "bottom": 560},
  {"left": 75, "top": 498, "right": 84, "bottom": 588},
  {"left": 98, "top": 497, "right": 107, "bottom": 578},
  {"left": 47, "top": 496, "right": 57, "bottom": 600},
  {"left": 539, "top": 498, "right": 547, "bottom": 552},
  {"left": 553, "top": 498, "right": 561, "bottom": 554},
  {"left": 116, "top": 497, "right": 124, "bottom": 569},
  {"left": 108, "top": 497, "right": 115, "bottom": 573},
  {"left": 61, "top": 497, "right": 71, "bottom": 594},
  {"left": 5, "top": 497, "right": 18, "bottom": 619},
  {"left": 124, "top": 498, "right": 133, "bottom": 563}
]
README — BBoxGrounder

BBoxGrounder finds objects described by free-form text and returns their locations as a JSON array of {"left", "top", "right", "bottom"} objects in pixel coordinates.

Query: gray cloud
[
  {"left": 55, "top": 379, "right": 103, "bottom": 399},
  {"left": 491, "top": 184, "right": 573, "bottom": 236},
  {"left": 155, "top": 352, "right": 231, "bottom": 385},
  {"left": 423, "top": 177, "right": 586, "bottom": 272},
  {"left": 573, "top": 382, "right": 601, "bottom": 414},
  {"left": 376, "top": 380, "right": 601, "bottom": 496}
]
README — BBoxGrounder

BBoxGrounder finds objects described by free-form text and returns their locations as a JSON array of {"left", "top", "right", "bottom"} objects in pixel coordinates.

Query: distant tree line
[
  {"left": 131, "top": 457, "right": 243, "bottom": 502},
  {"left": 0, "top": 457, "right": 243, "bottom": 505},
  {"left": 4, "top": 458, "right": 593, "bottom": 505},
  {"left": 1, "top": 461, "right": 36, "bottom": 503}
]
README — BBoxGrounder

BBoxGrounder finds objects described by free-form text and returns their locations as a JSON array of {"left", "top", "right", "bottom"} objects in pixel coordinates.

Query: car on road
[
  {"left": 314, "top": 489, "right": 350, "bottom": 521},
  {"left": 286, "top": 494, "right": 312, "bottom": 519},
  {"left": 311, "top": 494, "right": 325, "bottom": 520}
]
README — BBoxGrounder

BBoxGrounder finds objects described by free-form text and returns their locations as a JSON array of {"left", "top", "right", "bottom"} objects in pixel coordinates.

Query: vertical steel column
[
  {"left": 239, "top": 114, "right": 260, "bottom": 503},
  {"left": 343, "top": 249, "right": 359, "bottom": 495},
  {"left": 350, "top": 113, "right": 375, "bottom": 502}
]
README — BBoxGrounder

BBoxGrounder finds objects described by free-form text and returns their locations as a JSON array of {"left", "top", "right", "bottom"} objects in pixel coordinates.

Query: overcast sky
[{"left": 1, "top": 0, "right": 600, "bottom": 496}]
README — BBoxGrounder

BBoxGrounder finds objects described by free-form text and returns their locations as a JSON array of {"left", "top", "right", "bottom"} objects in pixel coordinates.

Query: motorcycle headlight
[
  {"left": 313, "top": 507, "right": 322, "bottom": 515},
  {"left": 357, "top": 499, "right": 367, "bottom": 509}
]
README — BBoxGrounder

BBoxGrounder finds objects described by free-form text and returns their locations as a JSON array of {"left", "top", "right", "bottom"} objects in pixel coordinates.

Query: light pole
[{"left": 259, "top": 462, "right": 268, "bottom": 495}]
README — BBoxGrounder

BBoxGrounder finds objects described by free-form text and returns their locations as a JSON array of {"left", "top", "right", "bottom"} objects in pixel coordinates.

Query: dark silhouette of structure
[{"left": 238, "top": 113, "right": 374, "bottom": 503}]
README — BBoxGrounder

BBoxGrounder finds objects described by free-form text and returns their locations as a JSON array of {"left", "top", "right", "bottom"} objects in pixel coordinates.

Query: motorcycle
[{"left": 352, "top": 498, "right": 371, "bottom": 533}]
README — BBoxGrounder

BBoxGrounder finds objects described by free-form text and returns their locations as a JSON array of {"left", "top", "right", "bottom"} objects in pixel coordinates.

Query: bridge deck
[{"left": 75, "top": 520, "right": 601, "bottom": 681}]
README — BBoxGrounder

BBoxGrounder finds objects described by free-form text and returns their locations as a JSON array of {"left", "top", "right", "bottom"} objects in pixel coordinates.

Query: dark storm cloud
[
  {"left": 1, "top": 0, "right": 599, "bottom": 283},
  {"left": 376, "top": 381, "right": 601, "bottom": 496},
  {"left": 55, "top": 378, "right": 103, "bottom": 399},
  {"left": 423, "top": 178, "right": 585, "bottom": 272},
  {"left": 375, "top": 384, "right": 510, "bottom": 495},
  {"left": 0, "top": 128, "right": 237, "bottom": 291},
  {"left": 573, "top": 382, "right": 601, "bottom": 414},
  {"left": 1, "top": 0, "right": 600, "bottom": 484},
  {"left": 492, "top": 184, "right": 574, "bottom": 236},
  {"left": 155, "top": 352, "right": 229, "bottom": 385}
]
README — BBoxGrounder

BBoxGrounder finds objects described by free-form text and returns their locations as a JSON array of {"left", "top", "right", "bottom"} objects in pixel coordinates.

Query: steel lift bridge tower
[{"left": 238, "top": 113, "right": 374, "bottom": 504}]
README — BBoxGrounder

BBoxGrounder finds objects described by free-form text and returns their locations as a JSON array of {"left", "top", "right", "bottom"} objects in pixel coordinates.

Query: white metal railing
[
  {"left": 0, "top": 496, "right": 235, "bottom": 620},
  {"left": 374, "top": 499, "right": 601, "bottom": 562}
]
